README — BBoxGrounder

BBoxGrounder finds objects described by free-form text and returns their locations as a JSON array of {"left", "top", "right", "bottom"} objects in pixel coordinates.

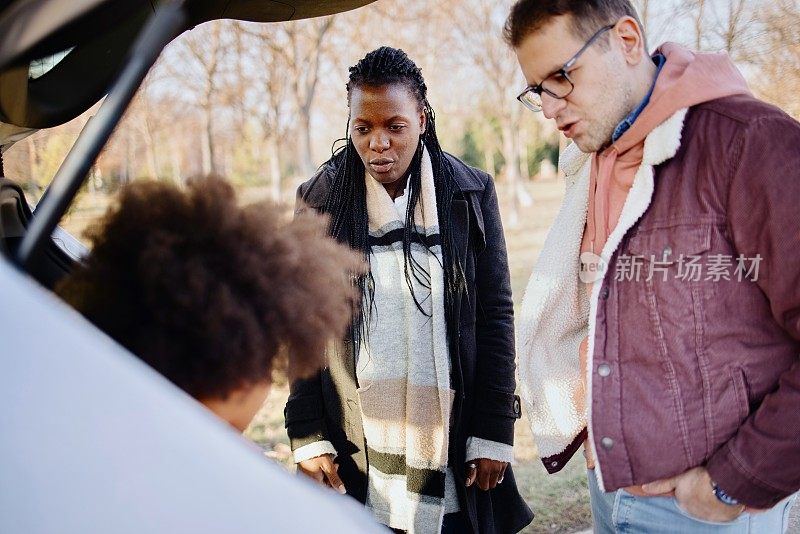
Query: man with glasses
[{"left": 505, "top": 0, "right": 800, "bottom": 532}]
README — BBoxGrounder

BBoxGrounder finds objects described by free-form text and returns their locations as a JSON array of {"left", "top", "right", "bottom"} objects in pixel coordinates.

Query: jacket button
[
  {"left": 601, "top": 437, "right": 614, "bottom": 450},
  {"left": 600, "top": 287, "right": 610, "bottom": 299},
  {"left": 598, "top": 364, "right": 611, "bottom": 377},
  {"left": 550, "top": 461, "right": 558, "bottom": 468},
  {"left": 513, "top": 398, "right": 521, "bottom": 415}
]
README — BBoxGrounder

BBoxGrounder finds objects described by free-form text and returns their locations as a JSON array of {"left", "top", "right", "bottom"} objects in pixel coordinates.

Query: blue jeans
[{"left": 588, "top": 469, "right": 796, "bottom": 533}]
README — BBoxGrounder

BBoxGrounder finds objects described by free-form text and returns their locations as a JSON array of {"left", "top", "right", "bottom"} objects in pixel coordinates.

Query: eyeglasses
[{"left": 516, "top": 24, "right": 615, "bottom": 112}]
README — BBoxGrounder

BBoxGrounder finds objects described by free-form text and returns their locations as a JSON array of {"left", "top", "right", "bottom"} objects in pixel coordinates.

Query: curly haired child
[{"left": 58, "top": 176, "right": 363, "bottom": 431}]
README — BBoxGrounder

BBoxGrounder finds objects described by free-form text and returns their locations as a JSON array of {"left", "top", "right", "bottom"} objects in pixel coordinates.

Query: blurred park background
[{"left": 4, "top": 0, "right": 799, "bottom": 532}]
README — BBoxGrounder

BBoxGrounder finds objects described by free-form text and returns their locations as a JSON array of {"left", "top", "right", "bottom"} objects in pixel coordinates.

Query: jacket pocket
[
  {"left": 624, "top": 225, "right": 713, "bottom": 361},
  {"left": 711, "top": 366, "right": 751, "bottom": 449},
  {"left": 731, "top": 367, "right": 750, "bottom": 421},
  {"left": 626, "top": 224, "right": 711, "bottom": 274},
  {"left": 671, "top": 498, "right": 749, "bottom": 526},
  {"left": 624, "top": 225, "right": 713, "bottom": 463}
]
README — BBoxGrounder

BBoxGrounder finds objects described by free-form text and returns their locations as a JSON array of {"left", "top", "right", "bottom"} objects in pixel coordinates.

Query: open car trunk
[
  {"left": 0, "top": 0, "right": 374, "bottom": 285},
  {"left": 0, "top": 0, "right": 374, "bottom": 131}
]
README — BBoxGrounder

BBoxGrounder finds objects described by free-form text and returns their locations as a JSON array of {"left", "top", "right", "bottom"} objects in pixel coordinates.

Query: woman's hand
[
  {"left": 465, "top": 458, "right": 508, "bottom": 490},
  {"left": 298, "top": 454, "right": 347, "bottom": 494}
]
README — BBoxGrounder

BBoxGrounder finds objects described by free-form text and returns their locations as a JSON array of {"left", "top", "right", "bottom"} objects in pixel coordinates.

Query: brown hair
[
  {"left": 503, "top": 0, "right": 645, "bottom": 48},
  {"left": 58, "top": 176, "right": 363, "bottom": 400}
]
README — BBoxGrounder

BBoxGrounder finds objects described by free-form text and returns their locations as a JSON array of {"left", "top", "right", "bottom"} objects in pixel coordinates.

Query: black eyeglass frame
[{"left": 516, "top": 24, "right": 615, "bottom": 112}]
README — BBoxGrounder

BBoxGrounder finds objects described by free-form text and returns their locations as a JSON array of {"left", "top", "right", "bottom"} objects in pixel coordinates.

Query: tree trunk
[
  {"left": 143, "top": 118, "right": 159, "bottom": 179},
  {"left": 483, "top": 145, "right": 494, "bottom": 177},
  {"left": 122, "top": 133, "right": 134, "bottom": 184},
  {"left": 640, "top": 0, "right": 650, "bottom": 37},
  {"left": 267, "top": 134, "right": 282, "bottom": 200},
  {"left": 201, "top": 108, "right": 215, "bottom": 175},
  {"left": 557, "top": 134, "right": 569, "bottom": 181},
  {"left": 513, "top": 111, "right": 533, "bottom": 208},
  {"left": 694, "top": 0, "right": 705, "bottom": 50},
  {"left": 500, "top": 120, "right": 521, "bottom": 227},
  {"left": 298, "top": 108, "right": 314, "bottom": 177},
  {"left": 170, "top": 140, "right": 182, "bottom": 185},
  {"left": 518, "top": 122, "right": 529, "bottom": 181}
]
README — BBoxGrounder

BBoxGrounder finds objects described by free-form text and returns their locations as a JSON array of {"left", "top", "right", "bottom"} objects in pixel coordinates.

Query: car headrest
[
  {"left": 0, "top": 177, "right": 75, "bottom": 287},
  {"left": 0, "top": 177, "right": 28, "bottom": 245}
]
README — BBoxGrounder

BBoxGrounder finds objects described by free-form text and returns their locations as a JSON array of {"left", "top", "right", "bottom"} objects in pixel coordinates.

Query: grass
[
  {"left": 515, "top": 459, "right": 591, "bottom": 534},
  {"left": 513, "top": 425, "right": 592, "bottom": 534}
]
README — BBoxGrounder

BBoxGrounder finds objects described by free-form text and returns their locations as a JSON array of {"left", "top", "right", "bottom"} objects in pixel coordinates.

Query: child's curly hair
[{"left": 58, "top": 176, "right": 363, "bottom": 401}]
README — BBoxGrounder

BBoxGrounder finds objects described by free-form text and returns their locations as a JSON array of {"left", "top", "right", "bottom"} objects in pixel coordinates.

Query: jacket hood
[{"left": 612, "top": 42, "right": 751, "bottom": 154}]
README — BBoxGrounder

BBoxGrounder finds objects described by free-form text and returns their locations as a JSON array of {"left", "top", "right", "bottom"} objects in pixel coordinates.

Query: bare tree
[
  {"left": 198, "top": 24, "right": 223, "bottom": 175},
  {"left": 694, "top": 0, "right": 706, "bottom": 50},
  {"left": 750, "top": 0, "right": 800, "bottom": 118},
  {"left": 122, "top": 86, "right": 161, "bottom": 180},
  {"left": 449, "top": 0, "right": 531, "bottom": 225},
  {"left": 639, "top": 0, "right": 651, "bottom": 35},
  {"left": 675, "top": 0, "right": 708, "bottom": 50},
  {"left": 163, "top": 22, "right": 232, "bottom": 175},
  {"left": 231, "top": 22, "right": 293, "bottom": 198},
  {"left": 718, "top": 0, "right": 750, "bottom": 55},
  {"left": 254, "top": 17, "right": 336, "bottom": 177},
  {"left": 262, "top": 62, "right": 293, "bottom": 198}
]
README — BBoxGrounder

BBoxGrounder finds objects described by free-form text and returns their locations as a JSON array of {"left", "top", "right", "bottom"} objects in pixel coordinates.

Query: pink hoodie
[{"left": 580, "top": 43, "right": 751, "bottom": 259}]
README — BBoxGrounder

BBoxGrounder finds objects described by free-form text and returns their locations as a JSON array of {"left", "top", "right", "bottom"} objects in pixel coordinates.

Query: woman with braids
[{"left": 284, "top": 47, "right": 533, "bottom": 534}]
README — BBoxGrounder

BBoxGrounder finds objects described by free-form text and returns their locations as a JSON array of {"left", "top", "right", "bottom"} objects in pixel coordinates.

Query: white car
[{"left": 0, "top": 1, "right": 382, "bottom": 532}]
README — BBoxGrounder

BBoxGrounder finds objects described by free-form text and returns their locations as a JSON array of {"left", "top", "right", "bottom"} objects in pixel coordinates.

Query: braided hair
[{"left": 322, "top": 46, "right": 464, "bottom": 344}]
